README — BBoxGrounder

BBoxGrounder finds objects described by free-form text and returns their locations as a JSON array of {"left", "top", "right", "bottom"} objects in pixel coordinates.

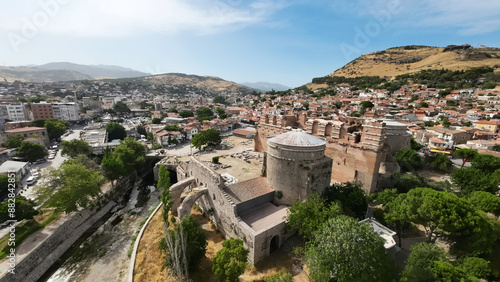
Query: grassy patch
[{"left": 0, "top": 211, "right": 59, "bottom": 260}]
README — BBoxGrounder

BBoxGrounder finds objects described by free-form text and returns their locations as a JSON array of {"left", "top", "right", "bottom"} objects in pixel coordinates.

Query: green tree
[
  {"left": 216, "top": 107, "right": 227, "bottom": 119},
  {"left": 162, "top": 215, "right": 207, "bottom": 279},
  {"left": 383, "top": 195, "right": 413, "bottom": 247},
  {"left": 17, "top": 141, "right": 48, "bottom": 162},
  {"left": 36, "top": 162, "right": 106, "bottom": 213},
  {"left": 101, "top": 148, "right": 126, "bottom": 185},
  {"left": 44, "top": 119, "right": 68, "bottom": 140},
  {"left": 286, "top": 193, "right": 342, "bottom": 240},
  {"left": 419, "top": 101, "right": 429, "bottom": 108},
  {"left": 453, "top": 148, "right": 478, "bottom": 167},
  {"left": 388, "top": 188, "right": 480, "bottom": 243},
  {"left": 152, "top": 117, "right": 162, "bottom": 124},
  {"left": 3, "top": 135, "right": 24, "bottom": 148},
  {"left": 114, "top": 137, "right": 146, "bottom": 172},
  {"left": 113, "top": 101, "right": 131, "bottom": 113},
  {"left": 0, "top": 196, "right": 39, "bottom": 223},
  {"left": 451, "top": 167, "right": 499, "bottom": 195},
  {"left": 323, "top": 181, "right": 367, "bottom": 219},
  {"left": 359, "top": 100, "right": 374, "bottom": 114},
  {"left": 195, "top": 107, "right": 214, "bottom": 121},
  {"left": 165, "top": 124, "right": 181, "bottom": 132},
  {"left": 136, "top": 124, "right": 147, "bottom": 136},
  {"left": 212, "top": 238, "right": 249, "bottom": 282},
  {"left": 158, "top": 165, "right": 173, "bottom": 226},
  {"left": 401, "top": 242, "right": 448, "bottom": 282},
  {"left": 61, "top": 139, "right": 91, "bottom": 158},
  {"left": 191, "top": 129, "right": 221, "bottom": 150},
  {"left": 448, "top": 212, "right": 500, "bottom": 257},
  {"left": 396, "top": 148, "right": 422, "bottom": 172},
  {"left": 105, "top": 122, "right": 127, "bottom": 141},
  {"left": 458, "top": 257, "right": 491, "bottom": 279},
  {"left": 305, "top": 216, "right": 395, "bottom": 282},
  {"left": 213, "top": 95, "right": 227, "bottom": 104},
  {"left": 179, "top": 110, "right": 194, "bottom": 118},
  {"left": 410, "top": 138, "right": 423, "bottom": 151},
  {"left": 376, "top": 188, "right": 399, "bottom": 205},
  {"left": 431, "top": 261, "right": 467, "bottom": 281},
  {"left": 0, "top": 175, "right": 13, "bottom": 199},
  {"left": 425, "top": 154, "right": 453, "bottom": 171},
  {"left": 466, "top": 191, "right": 500, "bottom": 216},
  {"left": 471, "top": 154, "right": 500, "bottom": 173},
  {"left": 391, "top": 172, "right": 427, "bottom": 193}
]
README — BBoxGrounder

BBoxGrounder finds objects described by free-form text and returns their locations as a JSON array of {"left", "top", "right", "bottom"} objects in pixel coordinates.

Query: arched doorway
[
  {"left": 311, "top": 121, "right": 319, "bottom": 135},
  {"left": 270, "top": 235, "right": 279, "bottom": 253},
  {"left": 325, "top": 123, "right": 333, "bottom": 136}
]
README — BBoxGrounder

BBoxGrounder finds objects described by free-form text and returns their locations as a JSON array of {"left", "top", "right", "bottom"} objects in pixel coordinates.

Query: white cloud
[{"left": 0, "top": 0, "right": 289, "bottom": 37}]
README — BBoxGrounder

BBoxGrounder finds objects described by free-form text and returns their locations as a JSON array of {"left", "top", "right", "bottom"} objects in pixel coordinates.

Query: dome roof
[{"left": 268, "top": 130, "right": 325, "bottom": 147}]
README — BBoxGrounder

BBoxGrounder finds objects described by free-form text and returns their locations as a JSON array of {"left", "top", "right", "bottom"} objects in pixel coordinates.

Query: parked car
[
  {"left": 33, "top": 158, "right": 46, "bottom": 164},
  {"left": 48, "top": 154, "right": 56, "bottom": 160},
  {"left": 26, "top": 176, "right": 36, "bottom": 186}
]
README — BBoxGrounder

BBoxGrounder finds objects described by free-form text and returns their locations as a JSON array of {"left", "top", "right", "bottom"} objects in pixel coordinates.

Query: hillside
[
  {"left": 115, "top": 73, "right": 254, "bottom": 95},
  {"left": 333, "top": 45, "right": 500, "bottom": 78},
  {"left": 0, "top": 66, "right": 93, "bottom": 82},
  {"left": 37, "top": 62, "right": 150, "bottom": 79}
]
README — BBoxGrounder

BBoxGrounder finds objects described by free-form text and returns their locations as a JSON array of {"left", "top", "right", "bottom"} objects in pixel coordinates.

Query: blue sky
[{"left": 1, "top": 0, "right": 500, "bottom": 88}]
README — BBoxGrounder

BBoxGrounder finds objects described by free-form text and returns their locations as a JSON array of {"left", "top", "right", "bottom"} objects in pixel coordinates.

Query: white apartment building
[
  {"left": 3, "top": 104, "right": 28, "bottom": 121},
  {"left": 52, "top": 102, "right": 80, "bottom": 121}
]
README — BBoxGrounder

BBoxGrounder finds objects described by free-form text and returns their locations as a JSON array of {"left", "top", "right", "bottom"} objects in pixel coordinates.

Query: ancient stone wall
[
  {"left": 255, "top": 114, "right": 400, "bottom": 194},
  {"left": 0, "top": 177, "right": 135, "bottom": 282}
]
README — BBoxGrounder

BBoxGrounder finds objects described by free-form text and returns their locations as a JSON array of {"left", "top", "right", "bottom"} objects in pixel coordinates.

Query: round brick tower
[{"left": 266, "top": 130, "right": 332, "bottom": 205}]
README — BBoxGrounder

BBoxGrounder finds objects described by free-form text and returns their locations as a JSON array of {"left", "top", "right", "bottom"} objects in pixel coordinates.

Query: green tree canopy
[
  {"left": 179, "top": 110, "right": 194, "bottom": 118},
  {"left": 305, "top": 215, "right": 395, "bottom": 282},
  {"left": 396, "top": 148, "right": 422, "bottom": 172},
  {"left": 44, "top": 119, "right": 68, "bottom": 140},
  {"left": 101, "top": 148, "right": 126, "bottom": 185},
  {"left": 213, "top": 95, "right": 227, "bottom": 104},
  {"left": 3, "top": 135, "right": 24, "bottom": 148},
  {"left": 458, "top": 257, "right": 491, "bottom": 279},
  {"left": 114, "top": 137, "right": 146, "bottom": 172},
  {"left": 36, "top": 162, "right": 106, "bottom": 213},
  {"left": 191, "top": 129, "right": 221, "bottom": 150},
  {"left": 453, "top": 148, "right": 478, "bottom": 167},
  {"left": 152, "top": 117, "right": 162, "bottom": 124},
  {"left": 17, "top": 141, "right": 48, "bottom": 162},
  {"left": 164, "top": 124, "right": 181, "bottom": 132},
  {"left": 323, "top": 181, "right": 367, "bottom": 219},
  {"left": 286, "top": 193, "right": 342, "bottom": 240},
  {"left": 387, "top": 188, "right": 480, "bottom": 243},
  {"left": 391, "top": 172, "right": 427, "bottom": 193},
  {"left": 401, "top": 242, "right": 448, "bottom": 282},
  {"left": 359, "top": 100, "right": 374, "bottom": 114},
  {"left": 105, "top": 122, "right": 127, "bottom": 141},
  {"left": 113, "top": 101, "right": 131, "bottom": 113},
  {"left": 136, "top": 124, "right": 147, "bottom": 136},
  {"left": 0, "top": 196, "right": 39, "bottom": 223},
  {"left": 451, "top": 167, "right": 499, "bottom": 195},
  {"left": 61, "top": 139, "right": 91, "bottom": 158},
  {"left": 212, "top": 238, "right": 249, "bottom": 282},
  {"left": 466, "top": 191, "right": 500, "bottom": 216},
  {"left": 425, "top": 154, "right": 453, "bottom": 172},
  {"left": 471, "top": 154, "right": 500, "bottom": 173},
  {"left": 195, "top": 107, "right": 214, "bottom": 121},
  {"left": 157, "top": 165, "right": 173, "bottom": 226},
  {"left": 216, "top": 107, "right": 227, "bottom": 119},
  {"left": 410, "top": 138, "right": 423, "bottom": 151},
  {"left": 162, "top": 215, "right": 207, "bottom": 278}
]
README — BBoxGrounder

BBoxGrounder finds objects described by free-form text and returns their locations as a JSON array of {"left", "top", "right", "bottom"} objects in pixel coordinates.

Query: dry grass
[
  {"left": 308, "top": 46, "right": 500, "bottom": 88},
  {"left": 133, "top": 207, "right": 309, "bottom": 281}
]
